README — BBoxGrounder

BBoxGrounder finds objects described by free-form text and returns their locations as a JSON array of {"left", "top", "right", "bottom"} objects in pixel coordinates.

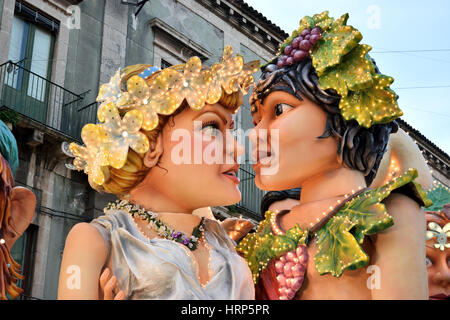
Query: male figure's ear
[
  {"left": 6, "top": 187, "right": 36, "bottom": 248},
  {"left": 143, "top": 134, "right": 163, "bottom": 168}
]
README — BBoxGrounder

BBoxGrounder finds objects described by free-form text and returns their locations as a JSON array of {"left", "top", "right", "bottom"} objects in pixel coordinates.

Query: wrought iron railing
[
  {"left": 0, "top": 60, "right": 96, "bottom": 142},
  {"left": 237, "top": 164, "right": 265, "bottom": 220}
]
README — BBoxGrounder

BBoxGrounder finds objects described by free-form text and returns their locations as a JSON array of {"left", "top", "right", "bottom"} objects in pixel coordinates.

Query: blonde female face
[{"left": 139, "top": 102, "right": 244, "bottom": 212}]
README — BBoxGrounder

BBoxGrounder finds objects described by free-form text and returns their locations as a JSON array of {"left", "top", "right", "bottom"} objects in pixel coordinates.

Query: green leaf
[
  {"left": 236, "top": 211, "right": 307, "bottom": 283},
  {"left": 314, "top": 169, "right": 427, "bottom": 277},
  {"left": 315, "top": 216, "right": 369, "bottom": 277},
  {"left": 311, "top": 11, "right": 335, "bottom": 31},
  {"left": 338, "top": 191, "right": 394, "bottom": 244},
  {"left": 318, "top": 44, "right": 375, "bottom": 97},
  {"left": 312, "top": 13, "right": 363, "bottom": 76},
  {"left": 340, "top": 74, "right": 403, "bottom": 128},
  {"left": 299, "top": 15, "right": 315, "bottom": 31},
  {"left": 426, "top": 182, "right": 450, "bottom": 212}
]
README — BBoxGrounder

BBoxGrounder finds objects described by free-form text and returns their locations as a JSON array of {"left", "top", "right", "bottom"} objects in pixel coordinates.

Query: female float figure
[
  {"left": 0, "top": 120, "right": 36, "bottom": 299},
  {"left": 58, "top": 47, "right": 258, "bottom": 299},
  {"left": 238, "top": 12, "right": 433, "bottom": 299}
]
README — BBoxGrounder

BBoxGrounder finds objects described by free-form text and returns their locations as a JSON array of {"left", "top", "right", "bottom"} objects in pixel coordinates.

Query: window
[
  {"left": 160, "top": 59, "right": 172, "bottom": 69},
  {"left": 6, "top": 15, "right": 54, "bottom": 102}
]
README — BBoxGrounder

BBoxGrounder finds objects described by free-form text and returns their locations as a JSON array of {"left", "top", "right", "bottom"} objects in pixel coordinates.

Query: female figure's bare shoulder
[{"left": 58, "top": 223, "right": 109, "bottom": 299}]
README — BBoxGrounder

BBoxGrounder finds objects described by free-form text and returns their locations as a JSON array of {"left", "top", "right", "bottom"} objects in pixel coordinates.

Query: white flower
[{"left": 426, "top": 222, "right": 450, "bottom": 251}]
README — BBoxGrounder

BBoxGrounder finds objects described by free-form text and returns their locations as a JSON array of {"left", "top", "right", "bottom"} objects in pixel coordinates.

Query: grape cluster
[{"left": 277, "top": 27, "right": 323, "bottom": 68}]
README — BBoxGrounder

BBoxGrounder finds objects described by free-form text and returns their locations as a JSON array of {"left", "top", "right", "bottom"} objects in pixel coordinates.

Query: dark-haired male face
[{"left": 249, "top": 90, "right": 340, "bottom": 191}]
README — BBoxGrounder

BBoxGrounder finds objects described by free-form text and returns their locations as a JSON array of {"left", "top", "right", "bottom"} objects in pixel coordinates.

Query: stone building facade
[{"left": 0, "top": 0, "right": 448, "bottom": 300}]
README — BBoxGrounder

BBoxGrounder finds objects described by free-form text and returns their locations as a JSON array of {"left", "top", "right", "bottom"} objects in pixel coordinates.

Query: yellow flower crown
[{"left": 69, "top": 46, "right": 260, "bottom": 187}]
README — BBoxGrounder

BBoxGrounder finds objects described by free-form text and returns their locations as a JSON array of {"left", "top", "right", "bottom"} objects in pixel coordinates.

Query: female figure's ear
[
  {"left": 143, "top": 134, "right": 164, "bottom": 168},
  {"left": 7, "top": 187, "right": 36, "bottom": 248}
]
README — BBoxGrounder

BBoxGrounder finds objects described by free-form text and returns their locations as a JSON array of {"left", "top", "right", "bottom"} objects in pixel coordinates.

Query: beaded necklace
[{"left": 105, "top": 200, "right": 205, "bottom": 251}]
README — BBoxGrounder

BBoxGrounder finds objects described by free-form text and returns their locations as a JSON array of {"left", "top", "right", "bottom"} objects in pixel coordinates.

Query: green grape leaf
[
  {"left": 426, "top": 182, "right": 450, "bottom": 212},
  {"left": 236, "top": 211, "right": 307, "bottom": 283},
  {"left": 286, "top": 224, "right": 306, "bottom": 243},
  {"left": 318, "top": 44, "right": 375, "bottom": 97},
  {"left": 299, "top": 15, "right": 315, "bottom": 31},
  {"left": 311, "top": 11, "right": 335, "bottom": 31},
  {"left": 312, "top": 13, "right": 363, "bottom": 76},
  {"left": 314, "top": 216, "right": 369, "bottom": 277},
  {"left": 340, "top": 74, "right": 403, "bottom": 128},
  {"left": 314, "top": 168, "right": 430, "bottom": 277},
  {"left": 337, "top": 191, "right": 394, "bottom": 244}
]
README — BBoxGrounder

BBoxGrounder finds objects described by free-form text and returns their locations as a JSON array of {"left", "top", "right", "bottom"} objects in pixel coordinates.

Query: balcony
[{"left": 0, "top": 61, "right": 96, "bottom": 142}]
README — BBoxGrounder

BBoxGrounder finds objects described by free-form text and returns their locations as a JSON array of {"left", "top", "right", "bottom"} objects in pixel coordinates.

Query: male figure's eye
[{"left": 275, "top": 103, "right": 294, "bottom": 117}]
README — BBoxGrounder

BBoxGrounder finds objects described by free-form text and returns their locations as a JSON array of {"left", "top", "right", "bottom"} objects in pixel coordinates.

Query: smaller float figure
[
  {"left": 425, "top": 183, "right": 450, "bottom": 300},
  {"left": 0, "top": 120, "right": 36, "bottom": 299}
]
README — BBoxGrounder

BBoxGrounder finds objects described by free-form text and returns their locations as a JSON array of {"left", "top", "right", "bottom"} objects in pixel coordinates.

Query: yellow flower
[
  {"left": 69, "top": 124, "right": 109, "bottom": 186},
  {"left": 206, "top": 46, "right": 244, "bottom": 104},
  {"left": 97, "top": 69, "right": 132, "bottom": 107},
  {"left": 98, "top": 103, "right": 150, "bottom": 169},
  {"left": 149, "top": 56, "right": 212, "bottom": 113},
  {"left": 239, "top": 60, "right": 261, "bottom": 95}
]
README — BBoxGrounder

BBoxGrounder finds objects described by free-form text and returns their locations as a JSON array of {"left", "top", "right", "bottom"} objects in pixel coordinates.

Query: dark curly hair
[
  {"left": 250, "top": 57, "right": 398, "bottom": 185},
  {"left": 260, "top": 188, "right": 301, "bottom": 215}
]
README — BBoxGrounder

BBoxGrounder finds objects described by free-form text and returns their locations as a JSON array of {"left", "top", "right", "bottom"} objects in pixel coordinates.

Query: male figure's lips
[
  {"left": 251, "top": 150, "right": 272, "bottom": 162},
  {"left": 252, "top": 156, "right": 274, "bottom": 170}
]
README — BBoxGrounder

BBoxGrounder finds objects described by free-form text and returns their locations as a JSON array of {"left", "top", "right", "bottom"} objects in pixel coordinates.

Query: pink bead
[
  {"left": 279, "top": 286, "right": 288, "bottom": 296},
  {"left": 284, "top": 262, "right": 294, "bottom": 277},
  {"left": 276, "top": 274, "right": 287, "bottom": 287},
  {"left": 286, "top": 251, "right": 296, "bottom": 262},
  {"left": 279, "top": 256, "right": 286, "bottom": 263},
  {"left": 275, "top": 260, "right": 284, "bottom": 274},
  {"left": 292, "top": 264, "right": 303, "bottom": 277},
  {"left": 296, "top": 246, "right": 305, "bottom": 256},
  {"left": 285, "top": 277, "right": 292, "bottom": 288},
  {"left": 299, "top": 253, "right": 308, "bottom": 264},
  {"left": 279, "top": 295, "right": 288, "bottom": 300},
  {"left": 286, "top": 288, "right": 296, "bottom": 300},
  {"left": 292, "top": 277, "right": 304, "bottom": 290}
]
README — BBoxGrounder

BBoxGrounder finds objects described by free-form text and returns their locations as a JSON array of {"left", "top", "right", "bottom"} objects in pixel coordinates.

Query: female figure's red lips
[
  {"left": 222, "top": 173, "right": 240, "bottom": 184},
  {"left": 221, "top": 164, "right": 240, "bottom": 184}
]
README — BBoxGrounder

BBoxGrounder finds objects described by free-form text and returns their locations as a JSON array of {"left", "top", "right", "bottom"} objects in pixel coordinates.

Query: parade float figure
[
  {"left": 0, "top": 121, "right": 36, "bottom": 299},
  {"left": 237, "top": 12, "right": 433, "bottom": 299},
  {"left": 425, "top": 183, "right": 450, "bottom": 300},
  {"left": 58, "top": 47, "right": 259, "bottom": 300}
]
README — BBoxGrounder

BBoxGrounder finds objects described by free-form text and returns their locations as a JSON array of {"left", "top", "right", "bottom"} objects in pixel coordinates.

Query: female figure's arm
[
  {"left": 57, "top": 223, "right": 109, "bottom": 299},
  {"left": 370, "top": 193, "right": 428, "bottom": 299}
]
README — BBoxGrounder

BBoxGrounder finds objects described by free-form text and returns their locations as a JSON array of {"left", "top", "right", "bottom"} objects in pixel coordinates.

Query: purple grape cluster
[{"left": 277, "top": 27, "right": 323, "bottom": 68}]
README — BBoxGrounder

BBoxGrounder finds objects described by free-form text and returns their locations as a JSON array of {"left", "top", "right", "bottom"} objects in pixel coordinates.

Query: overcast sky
[{"left": 244, "top": 0, "right": 450, "bottom": 154}]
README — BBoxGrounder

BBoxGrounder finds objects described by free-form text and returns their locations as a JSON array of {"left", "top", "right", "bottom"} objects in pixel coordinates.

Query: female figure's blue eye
[{"left": 202, "top": 121, "right": 220, "bottom": 137}]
